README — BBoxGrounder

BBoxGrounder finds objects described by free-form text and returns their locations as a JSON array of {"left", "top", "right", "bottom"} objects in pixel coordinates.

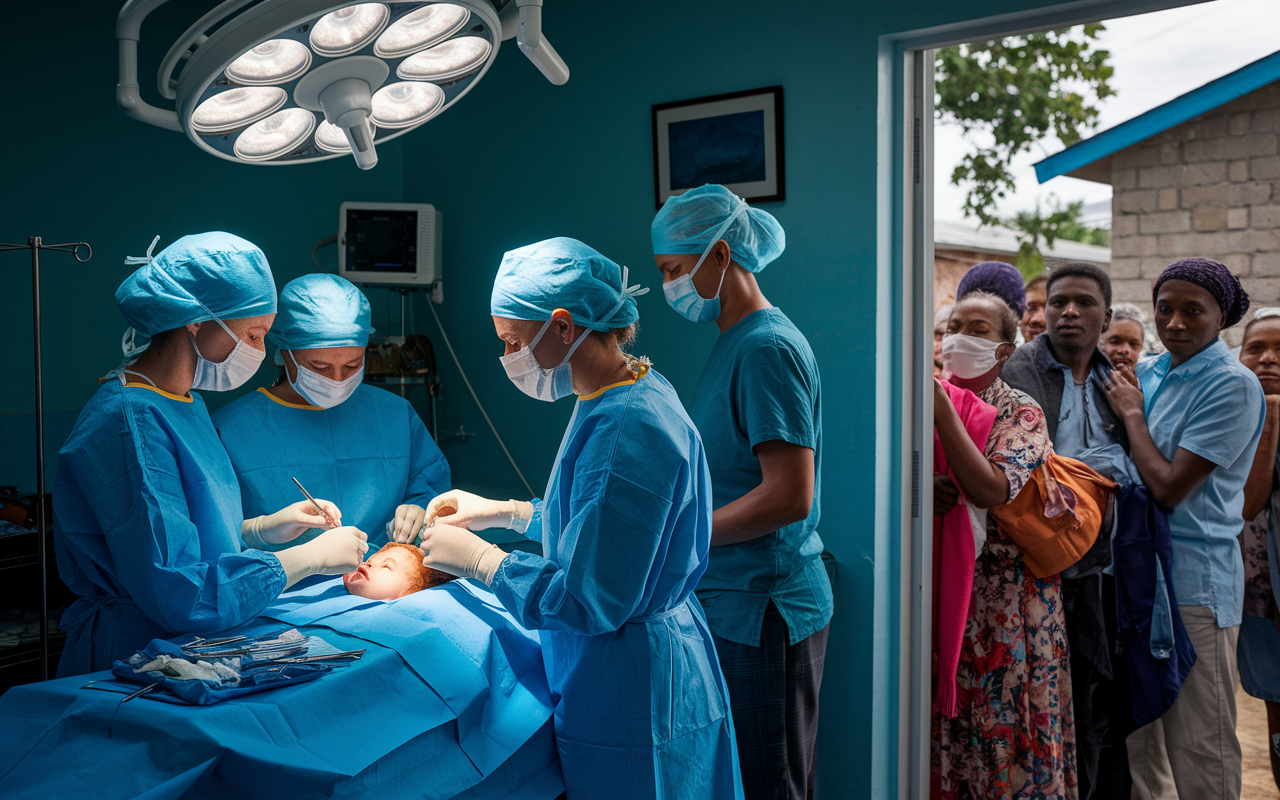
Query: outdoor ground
[{"left": 1240, "top": 681, "right": 1279, "bottom": 799}]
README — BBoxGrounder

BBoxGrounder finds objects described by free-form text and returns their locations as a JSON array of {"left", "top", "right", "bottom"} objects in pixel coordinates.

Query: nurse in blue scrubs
[
  {"left": 399, "top": 238, "right": 743, "bottom": 800},
  {"left": 54, "top": 234, "right": 369, "bottom": 676},
  {"left": 213, "top": 274, "right": 450, "bottom": 551},
  {"left": 652, "top": 185, "right": 833, "bottom": 799}
]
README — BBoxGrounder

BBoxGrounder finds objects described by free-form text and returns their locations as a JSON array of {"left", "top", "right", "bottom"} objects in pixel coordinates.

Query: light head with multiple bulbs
[{"left": 116, "top": 0, "right": 567, "bottom": 170}]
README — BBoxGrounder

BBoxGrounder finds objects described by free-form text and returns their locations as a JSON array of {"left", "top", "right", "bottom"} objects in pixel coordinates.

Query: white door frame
[{"left": 874, "top": 2, "right": 1208, "bottom": 796}]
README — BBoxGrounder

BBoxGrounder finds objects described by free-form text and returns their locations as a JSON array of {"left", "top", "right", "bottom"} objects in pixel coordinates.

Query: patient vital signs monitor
[{"left": 338, "top": 202, "right": 441, "bottom": 288}]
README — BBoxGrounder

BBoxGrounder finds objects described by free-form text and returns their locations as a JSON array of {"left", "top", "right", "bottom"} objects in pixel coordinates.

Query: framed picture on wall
[{"left": 652, "top": 86, "right": 784, "bottom": 209}]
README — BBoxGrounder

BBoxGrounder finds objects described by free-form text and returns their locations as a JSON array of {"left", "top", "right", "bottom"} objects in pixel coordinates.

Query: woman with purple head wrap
[
  {"left": 957, "top": 261, "right": 1027, "bottom": 318},
  {"left": 1098, "top": 255, "right": 1265, "bottom": 799}
]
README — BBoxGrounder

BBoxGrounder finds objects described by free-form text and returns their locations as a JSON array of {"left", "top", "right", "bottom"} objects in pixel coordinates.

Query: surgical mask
[
  {"left": 663, "top": 196, "right": 749, "bottom": 323},
  {"left": 501, "top": 318, "right": 588, "bottom": 402},
  {"left": 190, "top": 316, "right": 265, "bottom": 392},
  {"left": 287, "top": 351, "right": 363, "bottom": 408},
  {"left": 941, "top": 333, "right": 1004, "bottom": 380},
  {"left": 501, "top": 266, "right": 648, "bottom": 402}
]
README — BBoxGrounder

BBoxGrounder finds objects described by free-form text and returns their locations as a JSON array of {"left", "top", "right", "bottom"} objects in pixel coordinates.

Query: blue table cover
[{"left": 0, "top": 577, "right": 562, "bottom": 800}]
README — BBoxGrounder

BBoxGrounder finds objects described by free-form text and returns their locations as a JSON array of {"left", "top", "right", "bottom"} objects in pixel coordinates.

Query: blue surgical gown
[
  {"left": 489, "top": 367, "right": 743, "bottom": 800},
  {"left": 212, "top": 385, "right": 450, "bottom": 549},
  {"left": 53, "top": 380, "right": 286, "bottom": 677},
  {"left": 690, "top": 308, "right": 832, "bottom": 646}
]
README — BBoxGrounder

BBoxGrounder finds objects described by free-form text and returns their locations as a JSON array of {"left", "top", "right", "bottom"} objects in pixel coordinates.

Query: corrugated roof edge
[{"left": 1033, "top": 49, "right": 1280, "bottom": 184}]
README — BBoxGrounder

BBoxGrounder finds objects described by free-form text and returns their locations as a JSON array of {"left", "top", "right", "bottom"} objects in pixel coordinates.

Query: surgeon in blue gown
[
  {"left": 394, "top": 238, "right": 743, "bottom": 800},
  {"left": 54, "top": 234, "right": 369, "bottom": 677},
  {"left": 213, "top": 273, "right": 450, "bottom": 551}
]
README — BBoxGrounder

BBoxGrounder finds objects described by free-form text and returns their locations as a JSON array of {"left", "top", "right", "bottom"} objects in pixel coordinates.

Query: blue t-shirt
[
  {"left": 1136, "top": 339, "right": 1266, "bottom": 627},
  {"left": 690, "top": 308, "right": 833, "bottom": 646}
]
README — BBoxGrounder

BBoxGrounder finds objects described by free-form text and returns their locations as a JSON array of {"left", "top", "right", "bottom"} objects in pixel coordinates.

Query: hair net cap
[
  {"left": 116, "top": 232, "right": 276, "bottom": 353},
  {"left": 491, "top": 237, "right": 647, "bottom": 332},
  {"left": 268, "top": 273, "right": 373, "bottom": 365},
  {"left": 651, "top": 184, "right": 785, "bottom": 273}
]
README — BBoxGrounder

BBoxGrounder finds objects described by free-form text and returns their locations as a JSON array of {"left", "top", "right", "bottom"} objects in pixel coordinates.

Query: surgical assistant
[
  {"left": 53, "top": 233, "right": 368, "bottom": 676},
  {"left": 401, "top": 238, "right": 743, "bottom": 800},
  {"left": 654, "top": 184, "right": 833, "bottom": 800},
  {"left": 214, "top": 274, "right": 450, "bottom": 550}
]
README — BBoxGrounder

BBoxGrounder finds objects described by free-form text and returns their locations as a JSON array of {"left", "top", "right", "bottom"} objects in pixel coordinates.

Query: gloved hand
[
  {"left": 423, "top": 490, "right": 533, "bottom": 534},
  {"left": 391, "top": 503, "right": 430, "bottom": 544},
  {"left": 243, "top": 499, "right": 342, "bottom": 548},
  {"left": 275, "top": 526, "right": 368, "bottom": 588},
  {"left": 419, "top": 522, "right": 507, "bottom": 585}
]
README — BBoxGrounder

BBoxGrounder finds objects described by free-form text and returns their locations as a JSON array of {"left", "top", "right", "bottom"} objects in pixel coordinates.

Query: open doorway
[{"left": 882, "top": 0, "right": 1280, "bottom": 796}]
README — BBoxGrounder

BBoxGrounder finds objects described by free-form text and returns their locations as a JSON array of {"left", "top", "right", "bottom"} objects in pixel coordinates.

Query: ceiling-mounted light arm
[
  {"left": 116, "top": 0, "right": 181, "bottom": 131},
  {"left": 156, "top": 0, "right": 259, "bottom": 100},
  {"left": 515, "top": 0, "right": 568, "bottom": 85}
]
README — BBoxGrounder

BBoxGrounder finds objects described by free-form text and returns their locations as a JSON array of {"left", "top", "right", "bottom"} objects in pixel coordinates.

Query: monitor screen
[{"left": 345, "top": 209, "right": 418, "bottom": 273}]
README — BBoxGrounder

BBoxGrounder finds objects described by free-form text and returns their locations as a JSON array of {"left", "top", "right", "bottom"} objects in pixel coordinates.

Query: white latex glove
[
  {"left": 419, "top": 522, "right": 507, "bottom": 585},
  {"left": 391, "top": 503, "right": 430, "bottom": 544},
  {"left": 424, "top": 490, "right": 532, "bottom": 534},
  {"left": 275, "top": 526, "right": 368, "bottom": 588},
  {"left": 243, "top": 499, "right": 342, "bottom": 548}
]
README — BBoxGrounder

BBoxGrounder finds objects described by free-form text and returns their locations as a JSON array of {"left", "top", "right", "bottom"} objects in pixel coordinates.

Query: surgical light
[
  {"left": 225, "top": 39, "right": 313, "bottom": 85},
  {"left": 309, "top": 4, "right": 390, "bottom": 58},
  {"left": 191, "top": 87, "right": 287, "bottom": 135},
  {"left": 372, "top": 82, "right": 445, "bottom": 129},
  {"left": 116, "top": 0, "right": 570, "bottom": 171},
  {"left": 234, "top": 108, "right": 318, "bottom": 162},
  {"left": 374, "top": 4, "right": 470, "bottom": 59},
  {"left": 398, "top": 37, "right": 492, "bottom": 83}
]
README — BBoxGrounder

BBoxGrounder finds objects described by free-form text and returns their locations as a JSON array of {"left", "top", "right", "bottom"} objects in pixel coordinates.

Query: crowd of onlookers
[{"left": 931, "top": 257, "right": 1280, "bottom": 800}]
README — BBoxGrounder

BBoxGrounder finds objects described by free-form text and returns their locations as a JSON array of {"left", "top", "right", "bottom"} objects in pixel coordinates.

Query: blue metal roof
[{"left": 1034, "top": 49, "right": 1280, "bottom": 184}]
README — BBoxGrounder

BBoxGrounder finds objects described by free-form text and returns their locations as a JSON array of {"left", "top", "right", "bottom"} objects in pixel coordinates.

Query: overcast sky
[{"left": 934, "top": 0, "right": 1280, "bottom": 226}]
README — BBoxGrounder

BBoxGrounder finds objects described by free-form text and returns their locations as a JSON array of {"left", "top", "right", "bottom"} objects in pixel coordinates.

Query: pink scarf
[{"left": 933, "top": 379, "right": 997, "bottom": 717}]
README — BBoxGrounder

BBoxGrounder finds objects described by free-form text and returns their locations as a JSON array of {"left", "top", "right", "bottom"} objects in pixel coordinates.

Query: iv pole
[{"left": 0, "top": 237, "right": 92, "bottom": 681}]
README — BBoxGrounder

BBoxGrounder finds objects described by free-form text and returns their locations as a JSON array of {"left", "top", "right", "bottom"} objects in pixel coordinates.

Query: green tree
[
  {"left": 936, "top": 26, "right": 1116, "bottom": 227},
  {"left": 1005, "top": 196, "right": 1111, "bottom": 278}
]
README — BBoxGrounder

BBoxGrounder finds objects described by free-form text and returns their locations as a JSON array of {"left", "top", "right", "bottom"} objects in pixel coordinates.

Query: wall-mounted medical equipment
[
  {"left": 338, "top": 201, "right": 441, "bottom": 287},
  {"left": 115, "top": 0, "right": 568, "bottom": 170}
]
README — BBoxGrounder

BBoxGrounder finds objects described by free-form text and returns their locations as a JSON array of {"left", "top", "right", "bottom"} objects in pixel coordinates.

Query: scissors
[{"left": 291, "top": 477, "right": 337, "bottom": 528}]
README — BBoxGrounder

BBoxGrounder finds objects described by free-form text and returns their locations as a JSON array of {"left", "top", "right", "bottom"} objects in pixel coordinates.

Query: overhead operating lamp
[{"left": 116, "top": 0, "right": 568, "bottom": 170}]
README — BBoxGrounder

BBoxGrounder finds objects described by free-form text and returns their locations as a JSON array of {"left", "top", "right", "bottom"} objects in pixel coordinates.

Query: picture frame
[{"left": 652, "top": 86, "right": 785, "bottom": 209}]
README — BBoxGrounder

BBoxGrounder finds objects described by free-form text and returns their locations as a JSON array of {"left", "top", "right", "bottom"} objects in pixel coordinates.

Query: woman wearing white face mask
[
  {"left": 399, "top": 237, "right": 743, "bottom": 800},
  {"left": 53, "top": 235, "right": 369, "bottom": 677},
  {"left": 214, "top": 273, "right": 451, "bottom": 554},
  {"left": 652, "top": 184, "right": 831, "bottom": 800},
  {"left": 932, "top": 291, "right": 1077, "bottom": 797}
]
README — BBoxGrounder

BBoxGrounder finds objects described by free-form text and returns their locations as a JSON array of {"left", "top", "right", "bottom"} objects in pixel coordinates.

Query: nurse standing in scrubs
[
  {"left": 54, "top": 234, "right": 368, "bottom": 676},
  {"left": 653, "top": 185, "right": 833, "bottom": 800},
  {"left": 399, "top": 237, "right": 743, "bottom": 800},
  {"left": 214, "top": 273, "right": 450, "bottom": 551}
]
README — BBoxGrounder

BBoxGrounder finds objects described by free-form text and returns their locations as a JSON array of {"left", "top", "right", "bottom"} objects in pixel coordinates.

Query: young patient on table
[{"left": 343, "top": 542, "right": 455, "bottom": 600}]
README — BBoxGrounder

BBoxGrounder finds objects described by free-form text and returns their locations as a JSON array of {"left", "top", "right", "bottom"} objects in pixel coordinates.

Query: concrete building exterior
[{"left": 1035, "top": 51, "right": 1280, "bottom": 342}]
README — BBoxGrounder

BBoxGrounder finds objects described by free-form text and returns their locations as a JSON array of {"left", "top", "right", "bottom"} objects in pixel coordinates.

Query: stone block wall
[{"left": 1110, "top": 82, "right": 1280, "bottom": 343}]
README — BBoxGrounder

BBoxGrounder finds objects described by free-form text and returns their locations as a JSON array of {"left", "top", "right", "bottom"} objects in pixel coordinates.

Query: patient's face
[{"left": 343, "top": 545, "right": 421, "bottom": 600}]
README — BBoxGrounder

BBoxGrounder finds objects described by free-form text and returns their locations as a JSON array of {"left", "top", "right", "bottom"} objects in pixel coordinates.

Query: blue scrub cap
[
  {"left": 490, "top": 237, "right": 649, "bottom": 332},
  {"left": 268, "top": 273, "right": 372, "bottom": 365},
  {"left": 650, "top": 184, "right": 785, "bottom": 273},
  {"left": 115, "top": 232, "right": 276, "bottom": 356}
]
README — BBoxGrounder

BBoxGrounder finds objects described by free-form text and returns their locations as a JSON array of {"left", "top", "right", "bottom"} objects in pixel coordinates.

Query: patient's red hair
[{"left": 377, "top": 542, "right": 456, "bottom": 592}]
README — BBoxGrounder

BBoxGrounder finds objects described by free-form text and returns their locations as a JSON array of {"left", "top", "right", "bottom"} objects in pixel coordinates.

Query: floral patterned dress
[{"left": 933, "top": 378, "right": 1077, "bottom": 800}]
